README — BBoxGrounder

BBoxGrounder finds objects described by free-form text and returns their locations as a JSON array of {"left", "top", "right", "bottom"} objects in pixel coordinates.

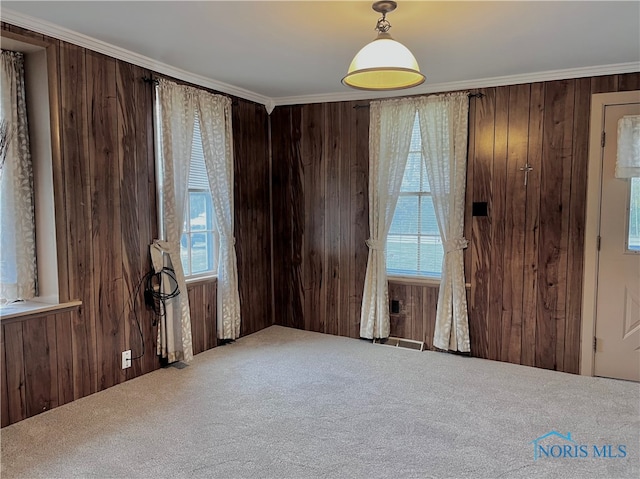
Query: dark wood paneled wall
[
  {"left": 2, "top": 311, "right": 70, "bottom": 425},
  {"left": 1, "top": 281, "right": 216, "bottom": 427},
  {"left": 187, "top": 281, "right": 218, "bottom": 356},
  {"left": 271, "top": 102, "right": 369, "bottom": 338},
  {"left": 233, "top": 99, "right": 274, "bottom": 336},
  {"left": 1, "top": 23, "right": 273, "bottom": 427},
  {"left": 465, "top": 74, "right": 639, "bottom": 373},
  {"left": 271, "top": 73, "right": 640, "bottom": 373},
  {"left": 387, "top": 283, "right": 439, "bottom": 349}
]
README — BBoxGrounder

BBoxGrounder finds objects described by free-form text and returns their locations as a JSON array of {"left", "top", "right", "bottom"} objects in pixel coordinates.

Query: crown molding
[
  {"left": 272, "top": 62, "right": 640, "bottom": 107},
  {"left": 2, "top": 8, "right": 638, "bottom": 113},
  {"left": 0, "top": 9, "right": 272, "bottom": 108}
]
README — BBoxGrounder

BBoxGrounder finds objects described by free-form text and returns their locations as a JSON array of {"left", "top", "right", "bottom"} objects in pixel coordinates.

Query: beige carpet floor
[{"left": 1, "top": 325, "right": 638, "bottom": 478}]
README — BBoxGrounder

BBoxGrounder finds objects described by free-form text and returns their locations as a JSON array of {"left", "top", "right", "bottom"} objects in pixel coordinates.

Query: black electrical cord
[
  {"left": 129, "top": 271, "right": 150, "bottom": 360},
  {"left": 144, "top": 267, "right": 180, "bottom": 320},
  {"left": 121, "top": 267, "right": 180, "bottom": 361},
  {"left": 116, "top": 271, "right": 150, "bottom": 362}
]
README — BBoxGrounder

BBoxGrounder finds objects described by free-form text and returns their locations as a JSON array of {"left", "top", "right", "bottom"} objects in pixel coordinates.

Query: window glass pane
[
  {"left": 181, "top": 188, "right": 216, "bottom": 275},
  {"left": 387, "top": 235, "right": 419, "bottom": 274},
  {"left": 190, "top": 192, "right": 208, "bottom": 232},
  {"left": 419, "top": 237, "right": 444, "bottom": 276},
  {"left": 185, "top": 190, "right": 215, "bottom": 275},
  {"left": 420, "top": 196, "right": 439, "bottom": 235},
  {"left": 191, "top": 232, "right": 209, "bottom": 274},
  {"left": 390, "top": 196, "right": 419, "bottom": 235},
  {"left": 629, "top": 177, "right": 640, "bottom": 251},
  {"left": 386, "top": 113, "right": 442, "bottom": 279}
]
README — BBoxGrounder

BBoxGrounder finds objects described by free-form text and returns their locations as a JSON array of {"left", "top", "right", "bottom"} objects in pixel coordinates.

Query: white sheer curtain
[
  {"left": 0, "top": 50, "right": 37, "bottom": 303},
  {"left": 360, "top": 98, "right": 416, "bottom": 338},
  {"left": 155, "top": 79, "right": 196, "bottom": 363},
  {"left": 196, "top": 92, "right": 241, "bottom": 340},
  {"left": 417, "top": 92, "right": 470, "bottom": 352},
  {"left": 616, "top": 115, "right": 640, "bottom": 178}
]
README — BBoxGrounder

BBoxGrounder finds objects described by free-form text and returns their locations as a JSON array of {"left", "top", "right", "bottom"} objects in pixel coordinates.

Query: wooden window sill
[
  {"left": 388, "top": 275, "right": 472, "bottom": 289},
  {"left": 388, "top": 275, "right": 442, "bottom": 287},
  {"left": 185, "top": 275, "right": 217, "bottom": 287},
  {"left": 0, "top": 300, "right": 82, "bottom": 323}
]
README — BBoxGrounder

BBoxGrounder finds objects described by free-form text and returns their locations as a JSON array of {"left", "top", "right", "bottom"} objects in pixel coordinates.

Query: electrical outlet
[{"left": 122, "top": 350, "right": 132, "bottom": 369}]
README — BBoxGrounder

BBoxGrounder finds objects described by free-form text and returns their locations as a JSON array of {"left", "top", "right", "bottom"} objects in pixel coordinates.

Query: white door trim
[{"left": 581, "top": 90, "right": 640, "bottom": 376}]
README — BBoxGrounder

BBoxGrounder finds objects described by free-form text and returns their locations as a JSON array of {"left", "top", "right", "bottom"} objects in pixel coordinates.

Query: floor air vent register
[{"left": 373, "top": 337, "right": 425, "bottom": 351}]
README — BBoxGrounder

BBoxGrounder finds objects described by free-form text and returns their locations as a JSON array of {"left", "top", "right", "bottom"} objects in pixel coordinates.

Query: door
[{"left": 594, "top": 101, "right": 640, "bottom": 381}]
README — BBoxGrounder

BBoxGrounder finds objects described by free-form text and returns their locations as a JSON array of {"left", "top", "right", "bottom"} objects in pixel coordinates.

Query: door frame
[{"left": 581, "top": 90, "right": 640, "bottom": 376}]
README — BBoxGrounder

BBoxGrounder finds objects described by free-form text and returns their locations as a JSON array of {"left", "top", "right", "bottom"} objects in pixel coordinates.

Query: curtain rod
[
  {"left": 144, "top": 77, "right": 485, "bottom": 109},
  {"left": 142, "top": 76, "right": 159, "bottom": 85},
  {"left": 142, "top": 76, "right": 239, "bottom": 106},
  {"left": 352, "top": 92, "right": 485, "bottom": 109}
]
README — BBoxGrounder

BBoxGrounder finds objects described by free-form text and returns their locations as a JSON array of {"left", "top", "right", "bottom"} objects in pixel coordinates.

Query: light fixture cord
[{"left": 375, "top": 13, "right": 391, "bottom": 33}]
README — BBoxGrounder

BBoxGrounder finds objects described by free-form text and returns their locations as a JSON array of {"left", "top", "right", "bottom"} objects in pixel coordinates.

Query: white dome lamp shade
[{"left": 343, "top": 1, "right": 425, "bottom": 91}]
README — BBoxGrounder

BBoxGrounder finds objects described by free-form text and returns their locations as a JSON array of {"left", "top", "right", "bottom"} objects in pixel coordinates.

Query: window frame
[
  {"left": 180, "top": 187, "right": 218, "bottom": 279},
  {"left": 625, "top": 177, "right": 640, "bottom": 254},
  {"left": 386, "top": 114, "right": 443, "bottom": 282},
  {"left": 153, "top": 95, "right": 219, "bottom": 281},
  {"left": 0, "top": 30, "right": 65, "bottom": 307}
]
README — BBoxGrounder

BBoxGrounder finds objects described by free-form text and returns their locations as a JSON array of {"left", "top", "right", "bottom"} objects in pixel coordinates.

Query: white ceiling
[{"left": 2, "top": 1, "right": 639, "bottom": 107}]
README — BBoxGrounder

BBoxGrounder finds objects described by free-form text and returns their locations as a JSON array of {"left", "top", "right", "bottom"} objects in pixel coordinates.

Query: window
[
  {"left": 0, "top": 40, "right": 59, "bottom": 305},
  {"left": 386, "top": 114, "right": 443, "bottom": 278},
  {"left": 180, "top": 115, "right": 219, "bottom": 278},
  {"left": 628, "top": 177, "right": 640, "bottom": 252}
]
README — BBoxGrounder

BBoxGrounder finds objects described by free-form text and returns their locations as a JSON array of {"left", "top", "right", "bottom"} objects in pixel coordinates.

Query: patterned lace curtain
[
  {"left": 196, "top": 92, "right": 241, "bottom": 340},
  {"left": 360, "top": 98, "right": 416, "bottom": 339},
  {"left": 155, "top": 79, "right": 196, "bottom": 363},
  {"left": 0, "top": 50, "right": 37, "bottom": 303},
  {"left": 155, "top": 79, "right": 242, "bottom": 361},
  {"left": 616, "top": 115, "right": 640, "bottom": 178},
  {"left": 416, "top": 92, "right": 470, "bottom": 352}
]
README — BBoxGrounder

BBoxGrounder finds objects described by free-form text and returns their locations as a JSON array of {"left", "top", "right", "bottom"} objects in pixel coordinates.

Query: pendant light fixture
[{"left": 342, "top": 1, "right": 425, "bottom": 91}]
